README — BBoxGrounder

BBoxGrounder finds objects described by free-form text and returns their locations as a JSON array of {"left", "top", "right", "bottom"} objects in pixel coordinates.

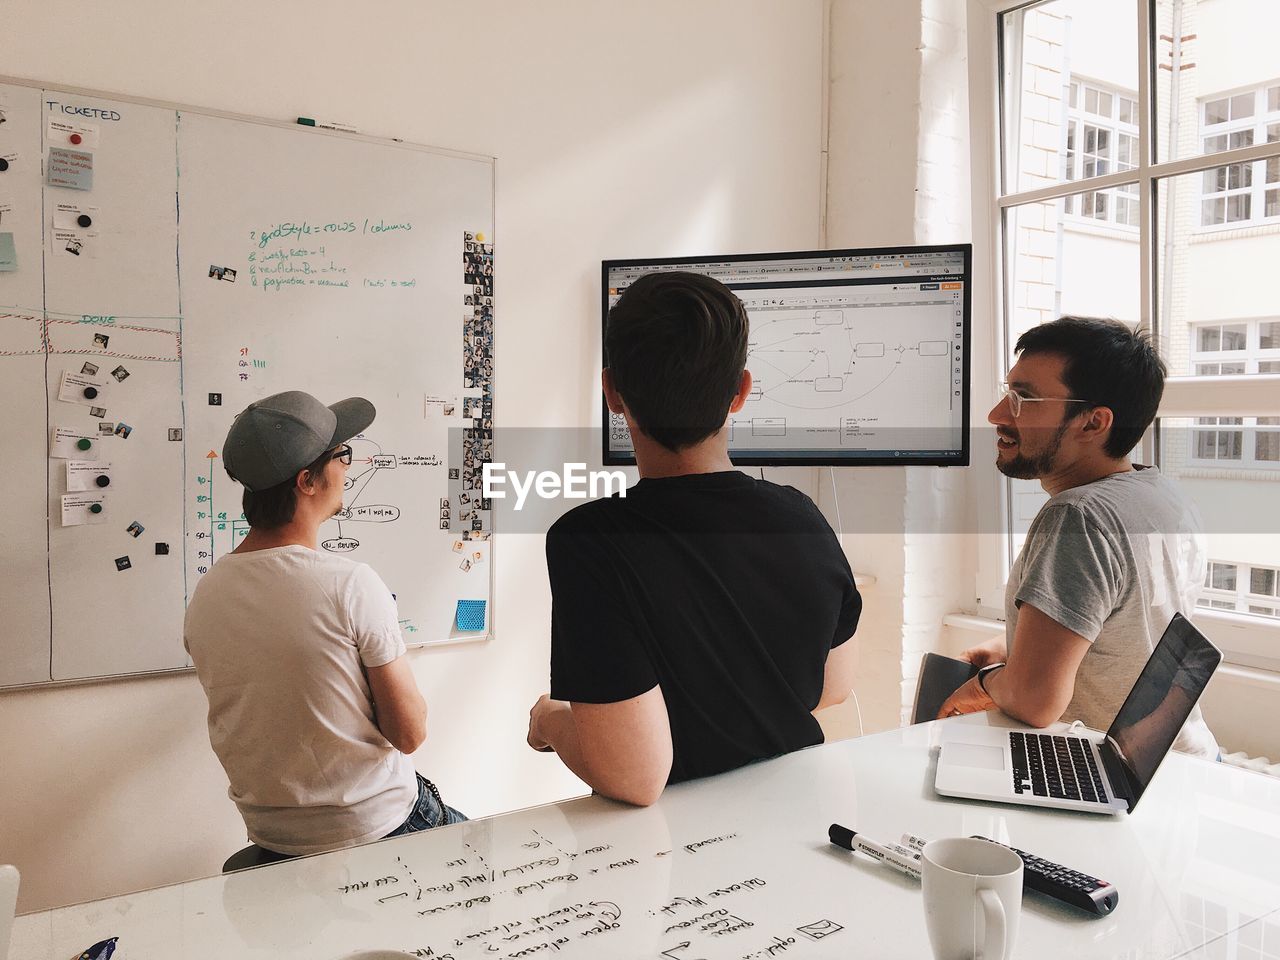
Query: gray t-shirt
[{"left": 1006, "top": 465, "right": 1219, "bottom": 759}]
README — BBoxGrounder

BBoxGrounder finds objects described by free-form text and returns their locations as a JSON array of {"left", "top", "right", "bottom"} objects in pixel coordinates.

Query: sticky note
[
  {"left": 61, "top": 492, "right": 108, "bottom": 526},
  {"left": 52, "top": 228, "right": 90, "bottom": 258},
  {"left": 46, "top": 147, "right": 94, "bottom": 191},
  {"left": 0, "top": 232, "right": 15, "bottom": 271},
  {"left": 66, "top": 459, "right": 113, "bottom": 491},
  {"left": 50, "top": 426, "right": 100, "bottom": 460},
  {"left": 52, "top": 203, "right": 99, "bottom": 234},
  {"left": 47, "top": 118, "right": 100, "bottom": 151},
  {"left": 58, "top": 369, "right": 110, "bottom": 407},
  {"left": 455, "top": 600, "right": 486, "bottom": 632}
]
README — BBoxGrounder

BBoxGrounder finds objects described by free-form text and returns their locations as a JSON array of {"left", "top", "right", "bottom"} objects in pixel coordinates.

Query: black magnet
[
  {"left": 95, "top": 474, "right": 110, "bottom": 488},
  {"left": 0, "top": 158, "right": 8, "bottom": 172},
  {"left": 83, "top": 386, "right": 99, "bottom": 400},
  {"left": 77, "top": 213, "right": 92, "bottom": 228}
]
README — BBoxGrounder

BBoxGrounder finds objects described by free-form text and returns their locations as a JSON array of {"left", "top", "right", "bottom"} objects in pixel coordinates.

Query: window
[
  {"left": 1192, "top": 417, "right": 1243, "bottom": 462},
  {"left": 1190, "top": 319, "right": 1280, "bottom": 376},
  {"left": 1198, "top": 562, "right": 1280, "bottom": 623},
  {"left": 990, "top": 0, "right": 1280, "bottom": 670},
  {"left": 1177, "top": 413, "right": 1278, "bottom": 470},
  {"left": 1063, "top": 80, "right": 1140, "bottom": 226},
  {"left": 1199, "top": 83, "right": 1280, "bottom": 227}
]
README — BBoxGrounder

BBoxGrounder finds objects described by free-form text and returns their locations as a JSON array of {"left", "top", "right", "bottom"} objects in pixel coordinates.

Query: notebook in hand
[{"left": 911, "top": 652, "right": 980, "bottom": 724}]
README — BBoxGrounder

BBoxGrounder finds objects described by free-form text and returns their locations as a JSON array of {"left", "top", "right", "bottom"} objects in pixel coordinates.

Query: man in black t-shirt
[{"left": 526, "top": 271, "right": 861, "bottom": 805}]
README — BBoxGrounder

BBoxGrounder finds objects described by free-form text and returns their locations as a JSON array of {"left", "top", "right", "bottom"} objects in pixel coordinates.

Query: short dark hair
[
  {"left": 236, "top": 446, "right": 337, "bottom": 529},
  {"left": 1015, "top": 315, "right": 1165, "bottom": 459},
  {"left": 604, "top": 271, "right": 749, "bottom": 452}
]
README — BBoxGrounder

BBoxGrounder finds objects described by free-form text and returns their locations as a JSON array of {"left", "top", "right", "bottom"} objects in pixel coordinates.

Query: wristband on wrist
[{"left": 977, "top": 662, "right": 1006, "bottom": 694}]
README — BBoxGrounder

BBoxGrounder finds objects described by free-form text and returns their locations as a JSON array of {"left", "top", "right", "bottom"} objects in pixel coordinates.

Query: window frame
[
  {"left": 1196, "top": 81, "right": 1280, "bottom": 231},
  {"left": 1063, "top": 77, "right": 1141, "bottom": 227},
  {"left": 968, "top": 0, "right": 1280, "bottom": 670}
]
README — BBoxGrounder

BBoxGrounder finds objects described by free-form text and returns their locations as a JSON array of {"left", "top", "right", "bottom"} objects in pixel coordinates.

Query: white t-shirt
[{"left": 184, "top": 545, "right": 416, "bottom": 855}]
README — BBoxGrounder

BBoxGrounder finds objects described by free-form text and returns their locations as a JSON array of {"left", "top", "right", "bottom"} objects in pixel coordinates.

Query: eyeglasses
[
  {"left": 999, "top": 382, "right": 1094, "bottom": 419},
  {"left": 332, "top": 443, "right": 354, "bottom": 466}
]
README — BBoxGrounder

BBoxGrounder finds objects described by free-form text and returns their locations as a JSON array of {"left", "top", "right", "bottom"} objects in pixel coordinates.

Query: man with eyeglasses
[
  {"left": 185, "top": 391, "right": 463, "bottom": 863},
  {"left": 939, "top": 317, "right": 1219, "bottom": 760}
]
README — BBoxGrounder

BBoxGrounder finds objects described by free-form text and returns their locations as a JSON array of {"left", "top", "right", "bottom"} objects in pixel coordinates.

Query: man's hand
[
  {"left": 958, "top": 635, "right": 1008, "bottom": 669},
  {"left": 937, "top": 675, "right": 997, "bottom": 720},
  {"left": 527, "top": 694, "right": 564, "bottom": 753}
]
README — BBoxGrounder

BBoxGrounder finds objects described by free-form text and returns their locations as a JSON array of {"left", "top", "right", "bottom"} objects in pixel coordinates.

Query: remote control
[{"left": 972, "top": 836, "right": 1118, "bottom": 916}]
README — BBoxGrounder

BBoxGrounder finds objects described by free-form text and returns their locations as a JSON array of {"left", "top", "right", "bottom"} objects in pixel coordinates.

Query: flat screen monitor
[{"left": 602, "top": 243, "right": 971, "bottom": 466}]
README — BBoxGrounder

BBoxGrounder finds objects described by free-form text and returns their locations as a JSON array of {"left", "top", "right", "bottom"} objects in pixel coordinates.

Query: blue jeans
[{"left": 384, "top": 773, "right": 467, "bottom": 837}]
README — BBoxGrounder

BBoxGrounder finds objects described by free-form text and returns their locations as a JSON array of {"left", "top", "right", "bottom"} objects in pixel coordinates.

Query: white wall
[
  {"left": 821, "top": 0, "right": 978, "bottom": 735},
  {"left": 0, "top": 0, "right": 826, "bottom": 913}
]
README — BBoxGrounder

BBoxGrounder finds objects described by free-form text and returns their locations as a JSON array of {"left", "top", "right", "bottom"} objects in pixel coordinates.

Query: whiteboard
[{"left": 0, "top": 78, "right": 496, "bottom": 687}]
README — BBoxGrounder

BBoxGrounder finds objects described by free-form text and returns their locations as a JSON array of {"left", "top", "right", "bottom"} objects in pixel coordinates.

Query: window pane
[
  {"left": 1156, "top": 0, "right": 1280, "bottom": 162},
  {"left": 1159, "top": 171, "right": 1277, "bottom": 376},
  {"left": 1253, "top": 568, "right": 1278, "bottom": 597},
  {"left": 1001, "top": 0, "right": 1137, "bottom": 194},
  {"left": 1160, "top": 418, "right": 1280, "bottom": 626},
  {"left": 1261, "top": 361, "right": 1280, "bottom": 373},
  {"left": 1211, "top": 563, "right": 1238, "bottom": 591},
  {"left": 1257, "top": 432, "right": 1280, "bottom": 462},
  {"left": 1004, "top": 189, "right": 1140, "bottom": 371}
]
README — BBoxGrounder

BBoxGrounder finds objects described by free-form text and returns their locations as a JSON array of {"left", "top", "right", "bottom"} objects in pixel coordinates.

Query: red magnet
[{"left": 69, "top": 133, "right": 83, "bottom": 145}]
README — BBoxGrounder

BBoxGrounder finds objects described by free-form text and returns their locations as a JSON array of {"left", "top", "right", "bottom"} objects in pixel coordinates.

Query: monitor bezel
[{"left": 600, "top": 242, "right": 973, "bottom": 468}]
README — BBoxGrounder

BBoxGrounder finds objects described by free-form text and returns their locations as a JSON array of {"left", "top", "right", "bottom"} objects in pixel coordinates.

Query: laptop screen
[{"left": 1105, "top": 613, "right": 1222, "bottom": 806}]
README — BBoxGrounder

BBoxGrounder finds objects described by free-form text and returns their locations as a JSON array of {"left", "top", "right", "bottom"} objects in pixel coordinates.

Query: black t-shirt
[{"left": 547, "top": 471, "right": 861, "bottom": 784}]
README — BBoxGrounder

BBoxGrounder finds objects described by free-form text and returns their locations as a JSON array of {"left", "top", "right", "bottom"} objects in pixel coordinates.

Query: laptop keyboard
[{"left": 1009, "top": 732, "right": 1108, "bottom": 804}]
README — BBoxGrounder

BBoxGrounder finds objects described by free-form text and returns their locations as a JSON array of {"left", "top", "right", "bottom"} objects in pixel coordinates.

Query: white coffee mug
[{"left": 921, "top": 837, "right": 1023, "bottom": 960}]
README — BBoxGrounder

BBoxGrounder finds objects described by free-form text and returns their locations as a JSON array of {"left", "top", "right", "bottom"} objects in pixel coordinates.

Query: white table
[{"left": 13, "top": 713, "right": 1280, "bottom": 959}]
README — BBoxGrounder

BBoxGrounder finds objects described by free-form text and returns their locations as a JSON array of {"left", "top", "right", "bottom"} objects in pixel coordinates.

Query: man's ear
[
  {"left": 602, "top": 368, "right": 627, "bottom": 415},
  {"left": 727, "top": 369, "right": 753, "bottom": 414},
  {"left": 1077, "top": 405, "right": 1115, "bottom": 447},
  {"left": 294, "top": 467, "right": 320, "bottom": 497}
]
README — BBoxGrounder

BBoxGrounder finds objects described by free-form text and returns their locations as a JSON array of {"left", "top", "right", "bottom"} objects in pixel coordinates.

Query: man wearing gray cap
[{"left": 184, "top": 391, "right": 463, "bottom": 861}]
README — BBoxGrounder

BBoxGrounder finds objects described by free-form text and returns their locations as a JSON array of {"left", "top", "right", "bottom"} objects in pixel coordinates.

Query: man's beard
[{"left": 996, "top": 420, "right": 1071, "bottom": 480}]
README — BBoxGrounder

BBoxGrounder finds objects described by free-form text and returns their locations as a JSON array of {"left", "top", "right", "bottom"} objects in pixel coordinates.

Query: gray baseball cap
[{"left": 223, "top": 391, "right": 375, "bottom": 491}]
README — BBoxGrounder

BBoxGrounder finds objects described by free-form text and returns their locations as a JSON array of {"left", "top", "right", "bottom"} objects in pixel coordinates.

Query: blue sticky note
[
  {"left": 47, "top": 147, "right": 94, "bottom": 191},
  {"left": 455, "top": 599, "right": 486, "bottom": 632},
  {"left": 0, "top": 232, "right": 15, "bottom": 272}
]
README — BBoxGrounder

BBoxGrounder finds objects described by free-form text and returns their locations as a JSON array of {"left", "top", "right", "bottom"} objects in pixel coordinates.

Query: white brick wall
[{"left": 826, "top": 0, "right": 977, "bottom": 733}]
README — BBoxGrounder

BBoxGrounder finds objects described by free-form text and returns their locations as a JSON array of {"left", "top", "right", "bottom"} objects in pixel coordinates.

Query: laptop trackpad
[{"left": 946, "top": 742, "right": 1006, "bottom": 770}]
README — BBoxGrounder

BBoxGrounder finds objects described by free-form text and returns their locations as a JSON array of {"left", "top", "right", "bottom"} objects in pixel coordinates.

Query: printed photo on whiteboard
[
  {"left": 438, "top": 519, "right": 450, "bottom": 530},
  {"left": 168, "top": 428, "right": 182, "bottom": 441},
  {"left": 208, "top": 264, "right": 237, "bottom": 282},
  {"left": 89, "top": 406, "right": 106, "bottom": 418},
  {"left": 80, "top": 361, "right": 99, "bottom": 376},
  {"left": 155, "top": 543, "right": 170, "bottom": 556},
  {"left": 126, "top": 520, "right": 145, "bottom": 538},
  {"left": 64, "top": 236, "right": 83, "bottom": 256},
  {"left": 98, "top": 422, "right": 115, "bottom": 435},
  {"left": 459, "top": 558, "right": 472, "bottom": 573},
  {"left": 114, "top": 556, "right": 131, "bottom": 572},
  {"left": 92, "top": 333, "right": 109, "bottom": 349},
  {"left": 111, "top": 365, "right": 130, "bottom": 382},
  {"left": 114, "top": 422, "right": 132, "bottom": 439}
]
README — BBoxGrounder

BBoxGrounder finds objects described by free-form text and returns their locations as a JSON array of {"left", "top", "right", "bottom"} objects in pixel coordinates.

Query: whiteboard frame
[{"left": 0, "top": 74, "right": 499, "bottom": 691}]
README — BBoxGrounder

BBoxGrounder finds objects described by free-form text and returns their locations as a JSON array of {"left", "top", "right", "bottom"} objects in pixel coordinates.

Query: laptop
[{"left": 934, "top": 613, "right": 1221, "bottom": 815}]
